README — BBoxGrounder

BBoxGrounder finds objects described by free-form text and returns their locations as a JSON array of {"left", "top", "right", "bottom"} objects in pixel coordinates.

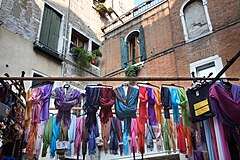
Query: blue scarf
[
  {"left": 67, "top": 114, "right": 76, "bottom": 156},
  {"left": 114, "top": 86, "right": 138, "bottom": 155},
  {"left": 169, "top": 88, "right": 180, "bottom": 123},
  {"left": 50, "top": 116, "right": 60, "bottom": 158},
  {"left": 109, "top": 117, "right": 119, "bottom": 155},
  {"left": 88, "top": 116, "right": 99, "bottom": 155}
]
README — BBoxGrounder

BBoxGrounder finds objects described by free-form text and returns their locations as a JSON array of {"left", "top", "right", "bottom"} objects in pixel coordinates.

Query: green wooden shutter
[
  {"left": 139, "top": 25, "right": 147, "bottom": 61},
  {"left": 120, "top": 36, "right": 129, "bottom": 69},
  {"left": 39, "top": 6, "right": 52, "bottom": 46}
]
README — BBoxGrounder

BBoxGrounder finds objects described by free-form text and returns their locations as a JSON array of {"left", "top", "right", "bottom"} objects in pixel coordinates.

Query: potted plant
[
  {"left": 124, "top": 65, "right": 140, "bottom": 77},
  {"left": 91, "top": 49, "right": 103, "bottom": 66},
  {"left": 96, "top": 3, "right": 108, "bottom": 16},
  {"left": 107, "top": 7, "right": 114, "bottom": 15},
  {"left": 71, "top": 47, "right": 94, "bottom": 68}
]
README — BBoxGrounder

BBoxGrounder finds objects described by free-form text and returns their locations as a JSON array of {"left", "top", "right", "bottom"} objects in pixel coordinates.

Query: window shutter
[
  {"left": 39, "top": 6, "right": 52, "bottom": 46},
  {"left": 48, "top": 11, "right": 61, "bottom": 51},
  {"left": 120, "top": 36, "right": 129, "bottom": 69},
  {"left": 139, "top": 25, "right": 147, "bottom": 61}
]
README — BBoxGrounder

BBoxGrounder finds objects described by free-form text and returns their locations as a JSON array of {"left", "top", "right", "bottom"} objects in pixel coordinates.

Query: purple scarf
[
  {"left": 53, "top": 87, "right": 81, "bottom": 128},
  {"left": 40, "top": 83, "right": 53, "bottom": 121},
  {"left": 146, "top": 87, "right": 156, "bottom": 125}
]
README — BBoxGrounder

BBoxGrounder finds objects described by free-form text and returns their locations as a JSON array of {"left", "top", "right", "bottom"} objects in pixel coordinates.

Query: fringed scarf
[
  {"left": 101, "top": 118, "right": 111, "bottom": 154},
  {"left": 169, "top": 88, "right": 180, "bottom": 123},
  {"left": 162, "top": 116, "right": 171, "bottom": 154},
  {"left": 82, "top": 116, "right": 89, "bottom": 158},
  {"left": 154, "top": 88, "right": 163, "bottom": 124},
  {"left": 88, "top": 116, "right": 99, "bottom": 155},
  {"left": 168, "top": 118, "right": 176, "bottom": 153},
  {"left": 138, "top": 86, "right": 148, "bottom": 124},
  {"left": 146, "top": 121, "right": 156, "bottom": 151},
  {"left": 34, "top": 121, "right": 45, "bottom": 157},
  {"left": 161, "top": 87, "right": 172, "bottom": 119},
  {"left": 42, "top": 115, "right": 53, "bottom": 157},
  {"left": 23, "top": 89, "right": 33, "bottom": 141},
  {"left": 147, "top": 87, "right": 156, "bottom": 125},
  {"left": 53, "top": 87, "right": 81, "bottom": 128},
  {"left": 40, "top": 83, "right": 53, "bottom": 121},
  {"left": 74, "top": 117, "right": 83, "bottom": 156},
  {"left": 31, "top": 88, "right": 42, "bottom": 124},
  {"left": 83, "top": 87, "right": 101, "bottom": 131},
  {"left": 25, "top": 124, "right": 38, "bottom": 159},
  {"left": 67, "top": 114, "right": 76, "bottom": 156},
  {"left": 99, "top": 87, "right": 115, "bottom": 124},
  {"left": 137, "top": 117, "right": 145, "bottom": 154},
  {"left": 176, "top": 118, "right": 186, "bottom": 154},
  {"left": 50, "top": 116, "right": 60, "bottom": 158},
  {"left": 109, "top": 117, "right": 122, "bottom": 155},
  {"left": 130, "top": 118, "right": 137, "bottom": 153}
]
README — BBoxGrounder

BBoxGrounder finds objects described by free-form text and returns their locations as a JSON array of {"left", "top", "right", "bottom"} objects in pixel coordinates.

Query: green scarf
[
  {"left": 42, "top": 115, "right": 53, "bottom": 157},
  {"left": 178, "top": 88, "right": 191, "bottom": 126},
  {"left": 162, "top": 116, "right": 171, "bottom": 153}
]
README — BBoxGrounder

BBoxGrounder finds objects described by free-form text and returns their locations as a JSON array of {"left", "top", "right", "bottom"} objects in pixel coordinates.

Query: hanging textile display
[
  {"left": 50, "top": 116, "right": 60, "bottom": 158},
  {"left": 138, "top": 86, "right": 148, "bottom": 124},
  {"left": 31, "top": 88, "right": 42, "bottom": 124},
  {"left": 25, "top": 124, "right": 38, "bottom": 159},
  {"left": 52, "top": 86, "right": 81, "bottom": 128},
  {"left": 168, "top": 118, "right": 176, "bottom": 153},
  {"left": 187, "top": 83, "right": 215, "bottom": 123},
  {"left": 109, "top": 116, "right": 122, "bottom": 155},
  {"left": 34, "top": 121, "right": 46, "bottom": 158},
  {"left": 147, "top": 87, "right": 156, "bottom": 125},
  {"left": 74, "top": 117, "right": 83, "bottom": 156},
  {"left": 88, "top": 115, "right": 99, "bottom": 155},
  {"left": 161, "top": 87, "right": 172, "bottom": 119},
  {"left": 42, "top": 115, "right": 53, "bottom": 157},
  {"left": 162, "top": 116, "right": 171, "bottom": 153},
  {"left": 83, "top": 86, "right": 101, "bottom": 131},
  {"left": 137, "top": 117, "right": 145, "bottom": 154},
  {"left": 99, "top": 87, "right": 115, "bottom": 124},
  {"left": 154, "top": 88, "right": 163, "bottom": 124},
  {"left": 146, "top": 121, "right": 156, "bottom": 151},
  {"left": 67, "top": 114, "right": 76, "bottom": 156},
  {"left": 176, "top": 118, "right": 186, "bottom": 154},
  {"left": 183, "top": 126, "right": 193, "bottom": 157},
  {"left": 23, "top": 89, "right": 33, "bottom": 140}
]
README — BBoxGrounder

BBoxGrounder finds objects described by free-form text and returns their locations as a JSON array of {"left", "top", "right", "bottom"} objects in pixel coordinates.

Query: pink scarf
[{"left": 130, "top": 118, "right": 138, "bottom": 153}]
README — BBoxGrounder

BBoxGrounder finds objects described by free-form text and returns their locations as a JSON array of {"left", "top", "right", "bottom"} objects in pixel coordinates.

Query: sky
[{"left": 134, "top": 0, "right": 145, "bottom": 5}]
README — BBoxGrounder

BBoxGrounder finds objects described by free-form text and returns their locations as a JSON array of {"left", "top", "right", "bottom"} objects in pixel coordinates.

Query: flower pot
[{"left": 98, "top": 0, "right": 106, "bottom": 2}]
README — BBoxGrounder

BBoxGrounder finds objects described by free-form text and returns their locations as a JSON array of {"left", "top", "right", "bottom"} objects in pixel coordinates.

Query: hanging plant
[
  {"left": 71, "top": 47, "right": 94, "bottom": 68},
  {"left": 124, "top": 65, "right": 140, "bottom": 77},
  {"left": 96, "top": 3, "right": 108, "bottom": 16},
  {"left": 107, "top": 7, "right": 114, "bottom": 15}
]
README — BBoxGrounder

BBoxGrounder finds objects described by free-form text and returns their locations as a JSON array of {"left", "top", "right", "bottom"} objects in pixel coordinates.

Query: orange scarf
[{"left": 154, "top": 88, "right": 163, "bottom": 124}]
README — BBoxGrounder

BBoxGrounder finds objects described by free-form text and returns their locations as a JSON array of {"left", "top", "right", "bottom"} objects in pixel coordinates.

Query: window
[
  {"left": 120, "top": 26, "right": 147, "bottom": 68},
  {"left": 32, "top": 73, "right": 45, "bottom": 87},
  {"left": 70, "top": 29, "right": 89, "bottom": 51},
  {"left": 180, "top": 0, "right": 213, "bottom": 41},
  {"left": 190, "top": 55, "right": 225, "bottom": 79},
  {"left": 39, "top": 4, "right": 62, "bottom": 54}
]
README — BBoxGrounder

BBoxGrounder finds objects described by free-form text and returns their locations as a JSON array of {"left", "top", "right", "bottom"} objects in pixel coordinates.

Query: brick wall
[{"left": 101, "top": 0, "right": 240, "bottom": 87}]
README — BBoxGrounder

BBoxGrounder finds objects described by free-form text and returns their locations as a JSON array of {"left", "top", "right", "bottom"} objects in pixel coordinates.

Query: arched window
[
  {"left": 120, "top": 26, "right": 147, "bottom": 68},
  {"left": 180, "top": 0, "right": 213, "bottom": 41}
]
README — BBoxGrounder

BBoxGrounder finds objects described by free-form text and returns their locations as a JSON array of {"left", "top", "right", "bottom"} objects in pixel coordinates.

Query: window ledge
[
  {"left": 33, "top": 40, "right": 64, "bottom": 62},
  {"left": 185, "top": 31, "right": 213, "bottom": 43}
]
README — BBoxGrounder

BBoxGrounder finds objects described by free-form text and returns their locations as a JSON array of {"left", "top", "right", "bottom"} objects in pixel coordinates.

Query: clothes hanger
[
  {"left": 63, "top": 83, "right": 70, "bottom": 90},
  {"left": 161, "top": 83, "right": 184, "bottom": 89},
  {"left": 137, "top": 82, "right": 160, "bottom": 89},
  {"left": 86, "top": 83, "right": 113, "bottom": 89}
]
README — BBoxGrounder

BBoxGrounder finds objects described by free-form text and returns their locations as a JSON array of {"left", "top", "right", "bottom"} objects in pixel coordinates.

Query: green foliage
[
  {"left": 107, "top": 7, "right": 114, "bottom": 15},
  {"left": 72, "top": 47, "right": 94, "bottom": 68},
  {"left": 124, "top": 65, "right": 140, "bottom": 77},
  {"left": 92, "top": 49, "right": 103, "bottom": 59},
  {"left": 97, "top": 3, "right": 107, "bottom": 13}
]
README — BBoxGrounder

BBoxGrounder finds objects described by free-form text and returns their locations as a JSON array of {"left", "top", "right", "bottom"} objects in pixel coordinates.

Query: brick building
[{"left": 101, "top": 0, "right": 240, "bottom": 87}]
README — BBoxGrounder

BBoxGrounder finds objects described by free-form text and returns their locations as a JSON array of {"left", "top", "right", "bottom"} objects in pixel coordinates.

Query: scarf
[
  {"left": 154, "top": 88, "right": 163, "bottom": 124},
  {"left": 114, "top": 86, "right": 138, "bottom": 155},
  {"left": 83, "top": 87, "right": 101, "bottom": 131},
  {"left": 25, "top": 124, "right": 38, "bottom": 159},
  {"left": 169, "top": 88, "right": 180, "bottom": 123},
  {"left": 137, "top": 117, "right": 145, "bottom": 154},
  {"left": 40, "top": 83, "right": 53, "bottom": 121},
  {"left": 53, "top": 86, "right": 81, "bottom": 128},
  {"left": 50, "top": 116, "right": 60, "bottom": 158},
  {"left": 176, "top": 118, "right": 186, "bottom": 154},
  {"left": 34, "top": 121, "right": 45, "bottom": 157},
  {"left": 146, "top": 121, "right": 156, "bottom": 151},
  {"left": 67, "top": 114, "right": 76, "bottom": 156},
  {"left": 109, "top": 117, "right": 122, "bottom": 155},
  {"left": 101, "top": 118, "right": 111, "bottom": 154},
  {"left": 82, "top": 116, "right": 89, "bottom": 157},
  {"left": 99, "top": 87, "right": 115, "bottom": 124},
  {"left": 161, "top": 87, "right": 172, "bottom": 119},
  {"left": 162, "top": 116, "right": 171, "bottom": 153},
  {"left": 88, "top": 116, "right": 99, "bottom": 155},
  {"left": 138, "top": 86, "right": 148, "bottom": 124},
  {"left": 130, "top": 118, "right": 137, "bottom": 153},
  {"left": 74, "top": 117, "right": 83, "bottom": 156},
  {"left": 42, "top": 115, "right": 53, "bottom": 157},
  {"left": 31, "top": 88, "right": 42, "bottom": 124},
  {"left": 147, "top": 87, "right": 156, "bottom": 125},
  {"left": 23, "top": 89, "right": 33, "bottom": 141},
  {"left": 168, "top": 118, "right": 176, "bottom": 153},
  {"left": 183, "top": 126, "right": 193, "bottom": 157},
  {"left": 178, "top": 88, "right": 190, "bottom": 126}
]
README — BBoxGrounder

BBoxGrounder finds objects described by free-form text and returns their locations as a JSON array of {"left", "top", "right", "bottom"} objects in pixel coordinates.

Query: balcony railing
[{"left": 102, "top": 0, "right": 166, "bottom": 33}]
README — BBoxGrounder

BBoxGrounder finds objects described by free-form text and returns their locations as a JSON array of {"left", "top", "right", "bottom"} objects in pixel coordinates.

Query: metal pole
[{"left": 0, "top": 76, "right": 239, "bottom": 81}]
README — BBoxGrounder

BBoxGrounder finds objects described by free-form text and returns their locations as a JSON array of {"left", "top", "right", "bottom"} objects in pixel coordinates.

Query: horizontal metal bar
[{"left": 0, "top": 76, "right": 239, "bottom": 81}]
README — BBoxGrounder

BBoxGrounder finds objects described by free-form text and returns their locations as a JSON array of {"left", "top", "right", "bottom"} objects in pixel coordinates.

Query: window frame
[
  {"left": 37, "top": 2, "right": 65, "bottom": 55},
  {"left": 190, "top": 55, "right": 225, "bottom": 78},
  {"left": 180, "top": 0, "right": 213, "bottom": 42}
]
